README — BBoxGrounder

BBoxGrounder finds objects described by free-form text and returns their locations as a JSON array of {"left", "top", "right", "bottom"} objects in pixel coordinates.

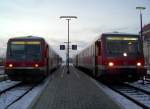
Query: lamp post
[
  {"left": 136, "top": 6, "right": 146, "bottom": 40},
  {"left": 136, "top": 6, "right": 146, "bottom": 84},
  {"left": 60, "top": 16, "right": 77, "bottom": 74}
]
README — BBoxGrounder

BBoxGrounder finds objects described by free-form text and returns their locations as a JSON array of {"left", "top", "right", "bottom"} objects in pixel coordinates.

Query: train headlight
[
  {"left": 35, "top": 64, "right": 39, "bottom": 68},
  {"left": 137, "top": 62, "right": 141, "bottom": 67},
  {"left": 123, "top": 52, "right": 127, "bottom": 57},
  {"left": 108, "top": 62, "right": 114, "bottom": 67},
  {"left": 8, "top": 64, "right": 13, "bottom": 68}
]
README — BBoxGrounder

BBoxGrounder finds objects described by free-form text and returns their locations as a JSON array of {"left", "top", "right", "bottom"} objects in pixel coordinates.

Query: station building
[{"left": 143, "top": 23, "right": 150, "bottom": 66}]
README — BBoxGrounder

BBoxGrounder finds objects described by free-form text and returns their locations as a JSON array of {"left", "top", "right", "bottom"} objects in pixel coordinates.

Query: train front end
[
  {"left": 5, "top": 37, "right": 47, "bottom": 81},
  {"left": 101, "top": 34, "right": 146, "bottom": 81}
]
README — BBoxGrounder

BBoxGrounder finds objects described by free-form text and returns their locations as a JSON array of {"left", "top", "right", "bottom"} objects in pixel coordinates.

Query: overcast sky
[{"left": 0, "top": 0, "right": 150, "bottom": 60}]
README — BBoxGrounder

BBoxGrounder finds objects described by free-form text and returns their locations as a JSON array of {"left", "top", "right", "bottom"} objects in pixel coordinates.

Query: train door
[
  {"left": 90, "top": 44, "right": 95, "bottom": 77},
  {"left": 95, "top": 40, "right": 101, "bottom": 77},
  {"left": 45, "top": 45, "right": 49, "bottom": 75}
]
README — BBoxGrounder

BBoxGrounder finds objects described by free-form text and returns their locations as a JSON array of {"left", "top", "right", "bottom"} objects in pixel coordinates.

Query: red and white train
[
  {"left": 73, "top": 33, "right": 147, "bottom": 81},
  {"left": 5, "top": 36, "right": 62, "bottom": 81}
]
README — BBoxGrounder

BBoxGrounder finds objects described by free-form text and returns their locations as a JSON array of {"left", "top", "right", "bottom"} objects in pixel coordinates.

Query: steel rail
[
  {"left": 107, "top": 83, "right": 150, "bottom": 109},
  {"left": 0, "top": 82, "right": 22, "bottom": 95},
  {"left": 5, "top": 84, "right": 37, "bottom": 109}
]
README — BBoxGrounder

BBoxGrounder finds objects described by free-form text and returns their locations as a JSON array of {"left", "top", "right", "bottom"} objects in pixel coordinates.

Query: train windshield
[
  {"left": 8, "top": 41, "right": 41, "bottom": 61},
  {"left": 106, "top": 36, "right": 142, "bottom": 56}
]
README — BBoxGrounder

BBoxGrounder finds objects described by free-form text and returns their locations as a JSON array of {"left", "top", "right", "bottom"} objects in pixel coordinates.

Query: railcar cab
[
  {"left": 99, "top": 33, "right": 146, "bottom": 81},
  {"left": 102, "top": 34, "right": 144, "bottom": 67},
  {"left": 5, "top": 36, "right": 48, "bottom": 81}
]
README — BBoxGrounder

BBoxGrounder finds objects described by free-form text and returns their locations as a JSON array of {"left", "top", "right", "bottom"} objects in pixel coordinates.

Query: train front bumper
[
  {"left": 98, "top": 65, "right": 147, "bottom": 81},
  {"left": 5, "top": 67, "right": 47, "bottom": 80}
]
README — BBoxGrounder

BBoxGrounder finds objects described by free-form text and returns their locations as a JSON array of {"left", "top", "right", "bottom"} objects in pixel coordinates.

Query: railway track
[
  {"left": 0, "top": 74, "right": 5, "bottom": 75},
  {"left": 5, "top": 84, "right": 36, "bottom": 109},
  {"left": 0, "top": 81, "right": 21, "bottom": 93},
  {"left": 146, "top": 78, "right": 150, "bottom": 82},
  {"left": 0, "top": 82, "right": 22, "bottom": 95},
  {"left": 107, "top": 82, "right": 150, "bottom": 109},
  {"left": 0, "top": 82, "right": 37, "bottom": 109},
  {"left": 125, "top": 80, "right": 150, "bottom": 94}
]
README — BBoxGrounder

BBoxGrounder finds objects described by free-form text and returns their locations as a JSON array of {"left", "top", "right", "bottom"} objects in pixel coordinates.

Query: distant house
[
  {"left": 143, "top": 23, "right": 150, "bottom": 41},
  {"left": 143, "top": 23, "right": 150, "bottom": 66},
  {"left": 0, "top": 58, "right": 4, "bottom": 66}
]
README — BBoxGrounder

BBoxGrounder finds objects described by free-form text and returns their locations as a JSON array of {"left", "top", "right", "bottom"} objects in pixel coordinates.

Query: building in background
[
  {"left": 0, "top": 58, "right": 4, "bottom": 66},
  {"left": 143, "top": 23, "right": 150, "bottom": 66}
]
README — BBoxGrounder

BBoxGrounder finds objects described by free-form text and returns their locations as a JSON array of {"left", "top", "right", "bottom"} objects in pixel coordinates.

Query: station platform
[{"left": 30, "top": 66, "right": 123, "bottom": 109}]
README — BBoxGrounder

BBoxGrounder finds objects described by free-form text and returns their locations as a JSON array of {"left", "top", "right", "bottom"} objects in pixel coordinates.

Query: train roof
[
  {"left": 101, "top": 32, "right": 139, "bottom": 37},
  {"left": 9, "top": 35, "right": 45, "bottom": 41},
  {"left": 95, "top": 32, "right": 140, "bottom": 41}
]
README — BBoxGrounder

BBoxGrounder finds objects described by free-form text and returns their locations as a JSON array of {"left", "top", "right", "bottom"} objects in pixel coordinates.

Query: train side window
[
  {"left": 92, "top": 45, "right": 95, "bottom": 56},
  {"left": 91, "top": 47, "right": 92, "bottom": 56},
  {"left": 91, "top": 46, "right": 92, "bottom": 56},
  {"left": 90, "top": 46, "right": 92, "bottom": 56},
  {"left": 93, "top": 45, "right": 94, "bottom": 56},
  {"left": 96, "top": 46, "right": 98, "bottom": 56}
]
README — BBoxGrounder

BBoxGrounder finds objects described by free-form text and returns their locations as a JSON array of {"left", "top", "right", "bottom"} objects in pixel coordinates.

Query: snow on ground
[
  {"left": 0, "top": 80, "right": 20, "bottom": 91},
  {"left": 90, "top": 78, "right": 142, "bottom": 109},
  {"left": 8, "top": 75, "right": 51, "bottom": 109},
  {"left": 130, "top": 80, "right": 150, "bottom": 93},
  {"left": 0, "top": 85, "right": 31, "bottom": 109},
  {"left": 0, "top": 68, "right": 4, "bottom": 75},
  {"left": 0, "top": 66, "right": 4, "bottom": 68}
]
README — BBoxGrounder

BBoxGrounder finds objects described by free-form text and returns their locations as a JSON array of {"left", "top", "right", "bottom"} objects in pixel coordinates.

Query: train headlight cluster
[
  {"left": 108, "top": 62, "right": 114, "bottom": 67},
  {"left": 8, "top": 64, "right": 13, "bottom": 68},
  {"left": 137, "top": 62, "right": 141, "bottom": 67},
  {"left": 35, "top": 64, "right": 39, "bottom": 68},
  {"left": 123, "top": 52, "right": 127, "bottom": 57}
]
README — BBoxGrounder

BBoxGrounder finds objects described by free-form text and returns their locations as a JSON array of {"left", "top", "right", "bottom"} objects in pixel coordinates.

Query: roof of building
[{"left": 143, "top": 23, "right": 150, "bottom": 37}]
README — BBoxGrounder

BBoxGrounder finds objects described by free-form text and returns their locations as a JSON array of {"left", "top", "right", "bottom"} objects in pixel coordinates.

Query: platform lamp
[
  {"left": 136, "top": 6, "right": 146, "bottom": 41},
  {"left": 60, "top": 16, "right": 77, "bottom": 74},
  {"left": 136, "top": 6, "right": 146, "bottom": 84}
]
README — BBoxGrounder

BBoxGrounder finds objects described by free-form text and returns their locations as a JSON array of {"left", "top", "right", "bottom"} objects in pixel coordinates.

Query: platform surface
[{"left": 31, "top": 66, "right": 123, "bottom": 109}]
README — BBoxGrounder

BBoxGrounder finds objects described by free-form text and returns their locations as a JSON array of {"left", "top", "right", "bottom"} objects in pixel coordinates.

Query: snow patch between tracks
[{"left": 7, "top": 77, "right": 51, "bottom": 109}]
